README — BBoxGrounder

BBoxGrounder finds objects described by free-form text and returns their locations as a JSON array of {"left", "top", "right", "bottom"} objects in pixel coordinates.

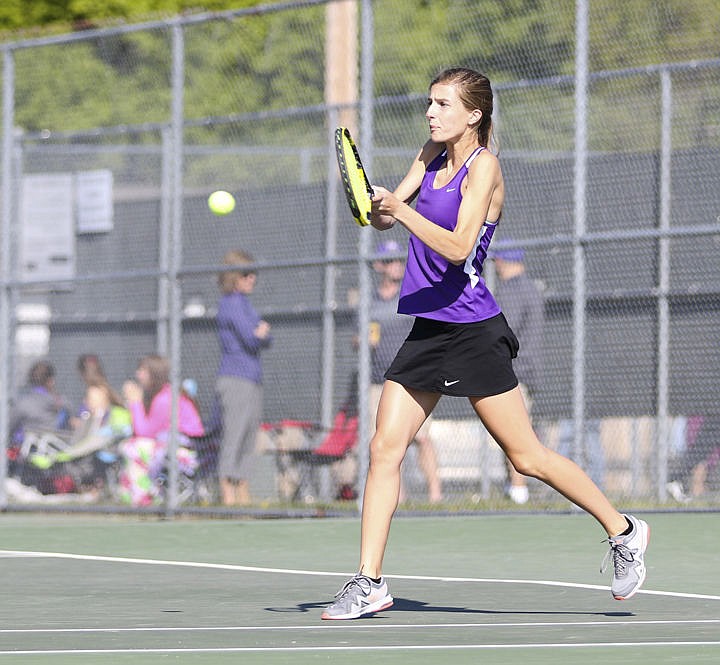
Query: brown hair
[
  {"left": 218, "top": 249, "right": 255, "bottom": 294},
  {"left": 136, "top": 354, "right": 199, "bottom": 415},
  {"left": 137, "top": 354, "right": 170, "bottom": 412},
  {"left": 77, "top": 353, "right": 123, "bottom": 407},
  {"left": 431, "top": 67, "right": 495, "bottom": 149},
  {"left": 29, "top": 360, "right": 55, "bottom": 388}
]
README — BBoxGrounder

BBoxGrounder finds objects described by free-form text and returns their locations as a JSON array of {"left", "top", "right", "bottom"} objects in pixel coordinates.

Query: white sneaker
[
  {"left": 508, "top": 485, "right": 529, "bottom": 504},
  {"left": 601, "top": 514, "right": 650, "bottom": 600},
  {"left": 321, "top": 573, "right": 393, "bottom": 620},
  {"left": 666, "top": 481, "right": 689, "bottom": 503}
]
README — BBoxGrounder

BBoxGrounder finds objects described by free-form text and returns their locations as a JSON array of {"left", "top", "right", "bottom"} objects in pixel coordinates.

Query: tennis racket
[{"left": 334, "top": 127, "right": 373, "bottom": 227}]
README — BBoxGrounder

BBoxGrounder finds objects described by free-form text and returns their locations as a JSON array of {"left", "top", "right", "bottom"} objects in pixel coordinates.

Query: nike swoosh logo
[
  {"left": 444, "top": 379, "right": 460, "bottom": 386},
  {"left": 446, "top": 187, "right": 456, "bottom": 192}
]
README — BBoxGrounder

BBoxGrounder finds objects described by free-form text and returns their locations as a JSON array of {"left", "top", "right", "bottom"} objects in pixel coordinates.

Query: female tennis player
[{"left": 322, "top": 67, "right": 649, "bottom": 620}]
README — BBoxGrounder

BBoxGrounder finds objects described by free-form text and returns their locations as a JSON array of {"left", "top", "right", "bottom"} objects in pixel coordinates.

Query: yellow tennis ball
[{"left": 208, "top": 190, "right": 236, "bottom": 215}]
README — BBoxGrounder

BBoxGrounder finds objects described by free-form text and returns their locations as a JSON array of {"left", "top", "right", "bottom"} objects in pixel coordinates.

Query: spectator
[
  {"left": 77, "top": 354, "right": 122, "bottom": 405},
  {"left": 7, "top": 360, "right": 73, "bottom": 491},
  {"left": 68, "top": 353, "right": 132, "bottom": 461},
  {"left": 74, "top": 353, "right": 128, "bottom": 430},
  {"left": 118, "top": 354, "right": 204, "bottom": 506},
  {"left": 21, "top": 356, "right": 132, "bottom": 497},
  {"left": 491, "top": 241, "right": 544, "bottom": 504},
  {"left": 216, "top": 250, "right": 272, "bottom": 506},
  {"left": 9, "top": 360, "right": 72, "bottom": 444},
  {"left": 368, "top": 239, "right": 442, "bottom": 503},
  {"left": 667, "top": 415, "right": 720, "bottom": 501}
]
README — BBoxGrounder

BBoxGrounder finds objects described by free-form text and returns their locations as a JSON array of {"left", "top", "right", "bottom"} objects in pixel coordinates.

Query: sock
[
  {"left": 618, "top": 517, "right": 633, "bottom": 537},
  {"left": 359, "top": 569, "right": 382, "bottom": 584}
]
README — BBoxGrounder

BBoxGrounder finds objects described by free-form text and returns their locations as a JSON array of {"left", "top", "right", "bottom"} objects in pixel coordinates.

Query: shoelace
[
  {"left": 600, "top": 539, "right": 634, "bottom": 576},
  {"left": 335, "top": 574, "right": 372, "bottom": 599}
]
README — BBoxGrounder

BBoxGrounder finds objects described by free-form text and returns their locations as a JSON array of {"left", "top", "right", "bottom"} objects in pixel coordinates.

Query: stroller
[
  {"left": 9, "top": 407, "right": 132, "bottom": 497},
  {"left": 151, "top": 405, "right": 222, "bottom": 506}
]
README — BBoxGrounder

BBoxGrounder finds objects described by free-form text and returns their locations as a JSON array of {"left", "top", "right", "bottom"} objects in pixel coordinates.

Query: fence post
[
  {"left": 0, "top": 47, "right": 15, "bottom": 508},
  {"left": 656, "top": 67, "right": 673, "bottom": 500},
  {"left": 572, "top": 0, "right": 589, "bottom": 470},
  {"left": 355, "top": 0, "right": 374, "bottom": 510},
  {"left": 165, "top": 20, "right": 186, "bottom": 517},
  {"left": 322, "top": 107, "right": 339, "bottom": 432}
]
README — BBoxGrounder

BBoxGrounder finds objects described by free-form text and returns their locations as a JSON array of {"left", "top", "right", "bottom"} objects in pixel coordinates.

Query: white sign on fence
[
  {"left": 76, "top": 169, "right": 114, "bottom": 234},
  {"left": 20, "top": 173, "right": 75, "bottom": 284}
]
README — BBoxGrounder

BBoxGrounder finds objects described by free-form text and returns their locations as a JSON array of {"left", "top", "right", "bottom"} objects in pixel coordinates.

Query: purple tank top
[{"left": 398, "top": 147, "right": 501, "bottom": 323}]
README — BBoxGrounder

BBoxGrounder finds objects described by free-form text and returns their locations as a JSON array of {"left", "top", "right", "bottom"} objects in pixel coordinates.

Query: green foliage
[
  {"left": 183, "top": 5, "right": 326, "bottom": 122},
  {"left": 590, "top": 0, "right": 720, "bottom": 70},
  {"left": 0, "top": 0, "right": 261, "bottom": 33},
  {"left": 13, "top": 32, "right": 174, "bottom": 132}
]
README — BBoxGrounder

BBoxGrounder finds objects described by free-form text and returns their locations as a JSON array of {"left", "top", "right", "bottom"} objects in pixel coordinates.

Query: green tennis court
[{"left": 1, "top": 512, "right": 718, "bottom": 664}]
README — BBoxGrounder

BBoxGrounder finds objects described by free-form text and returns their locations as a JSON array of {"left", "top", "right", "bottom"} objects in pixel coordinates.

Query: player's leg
[
  {"left": 690, "top": 461, "right": 708, "bottom": 497},
  {"left": 359, "top": 380, "right": 440, "bottom": 577},
  {"left": 470, "top": 386, "right": 625, "bottom": 534},
  {"left": 505, "top": 382, "right": 531, "bottom": 504},
  {"left": 469, "top": 386, "right": 649, "bottom": 600},
  {"left": 322, "top": 380, "right": 439, "bottom": 620}
]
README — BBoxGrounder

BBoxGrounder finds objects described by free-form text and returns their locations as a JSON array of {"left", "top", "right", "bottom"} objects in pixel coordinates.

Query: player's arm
[
  {"left": 370, "top": 141, "right": 444, "bottom": 231},
  {"left": 372, "top": 150, "right": 502, "bottom": 265}
]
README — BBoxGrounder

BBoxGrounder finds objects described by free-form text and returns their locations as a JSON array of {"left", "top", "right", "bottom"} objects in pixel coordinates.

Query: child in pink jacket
[{"left": 119, "top": 355, "right": 204, "bottom": 505}]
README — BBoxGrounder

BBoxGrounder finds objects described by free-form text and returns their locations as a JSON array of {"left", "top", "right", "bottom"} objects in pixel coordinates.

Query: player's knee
[
  {"left": 507, "top": 445, "right": 550, "bottom": 478},
  {"left": 369, "top": 432, "right": 404, "bottom": 467}
]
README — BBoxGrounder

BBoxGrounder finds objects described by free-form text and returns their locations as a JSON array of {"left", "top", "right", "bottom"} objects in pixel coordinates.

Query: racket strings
[{"left": 335, "top": 127, "right": 372, "bottom": 226}]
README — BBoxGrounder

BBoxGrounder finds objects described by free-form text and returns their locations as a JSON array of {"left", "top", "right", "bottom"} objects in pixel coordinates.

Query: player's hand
[{"left": 371, "top": 186, "right": 398, "bottom": 230}]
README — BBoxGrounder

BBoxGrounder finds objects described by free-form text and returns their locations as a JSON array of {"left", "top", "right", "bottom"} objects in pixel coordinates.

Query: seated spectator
[
  {"left": 72, "top": 354, "right": 131, "bottom": 447},
  {"left": 25, "top": 376, "right": 132, "bottom": 497},
  {"left": 667, "top": 415, "right": 720, "bottom": 501},
  {"left": 7, "top": 360, "right": 74, "bottom": 493},
  {"left": 61, "top": 383, "right": 133, "bottom": 458},
  {"left": 118, "top": 354, "right": 204, "bottom": 506},
  {"left": 75, "top": 354, "right": 123, "bottom": 416},
  {"left": 9, "top": 360, "right": 72, "bottom": 446}
]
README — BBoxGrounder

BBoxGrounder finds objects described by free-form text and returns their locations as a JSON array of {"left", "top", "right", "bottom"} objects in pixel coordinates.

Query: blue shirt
[{"left": 216, "top": 292, "right": 272, "bottom": 384}]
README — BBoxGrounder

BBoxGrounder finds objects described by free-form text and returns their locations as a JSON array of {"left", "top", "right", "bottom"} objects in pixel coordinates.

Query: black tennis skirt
[{"left": 384, "top": 313, "right": 520, "bottom": 397}]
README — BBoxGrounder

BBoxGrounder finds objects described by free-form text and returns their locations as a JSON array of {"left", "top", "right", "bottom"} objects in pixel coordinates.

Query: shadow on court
[{"left": 266, "top": 597, "right": 634, "bottom": 618}]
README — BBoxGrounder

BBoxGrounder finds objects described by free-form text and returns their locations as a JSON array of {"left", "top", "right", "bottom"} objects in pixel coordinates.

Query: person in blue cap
[{"left": 491, "top": 241, "right": 544, "bottom": 504}]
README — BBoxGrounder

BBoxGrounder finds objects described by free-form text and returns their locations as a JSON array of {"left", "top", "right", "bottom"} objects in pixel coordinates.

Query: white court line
[
  {"left": 2, "top": 549, "right": 720, "bottom": 601},
  {"left": 1, "top": 619, "right": 719, "bottom": 634},
  {"left": 1, "top": 642, "right": 720, "bottom": 656}
]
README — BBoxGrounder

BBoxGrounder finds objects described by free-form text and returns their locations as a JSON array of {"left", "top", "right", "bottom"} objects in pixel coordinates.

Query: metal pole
[
  {"left": 165, "top": 21, "right": 185, "bottom": 517},
  {"left": 158, "top": 126, "right": 172, "bottom": 357},
  {"left": 573, "top": 0, "right": 589, "bottom": 475},
  {"left": 356, "top": 0, "right": 374, "bottom": 511},
  {"left": 656, "top": 68, "right": 672, "bottom": 500},
  {"left": 0, "top": 48, "right": 15, "bottom": 508},
  {"left": 321, "top": 107, "right": 339, "bottom": 430}
]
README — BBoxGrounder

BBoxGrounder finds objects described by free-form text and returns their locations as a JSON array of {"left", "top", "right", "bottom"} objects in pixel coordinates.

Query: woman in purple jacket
[
  {"left": 322, "top": 67, "right": 649, "bottom": 620},
  {"left": 216, "top": 249, "right": 272, "bottom": 506}
]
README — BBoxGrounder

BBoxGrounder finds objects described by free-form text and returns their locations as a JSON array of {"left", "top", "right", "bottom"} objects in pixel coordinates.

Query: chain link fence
[{"left": 1, "top": 0, "right": 719, "bottom": 515}]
